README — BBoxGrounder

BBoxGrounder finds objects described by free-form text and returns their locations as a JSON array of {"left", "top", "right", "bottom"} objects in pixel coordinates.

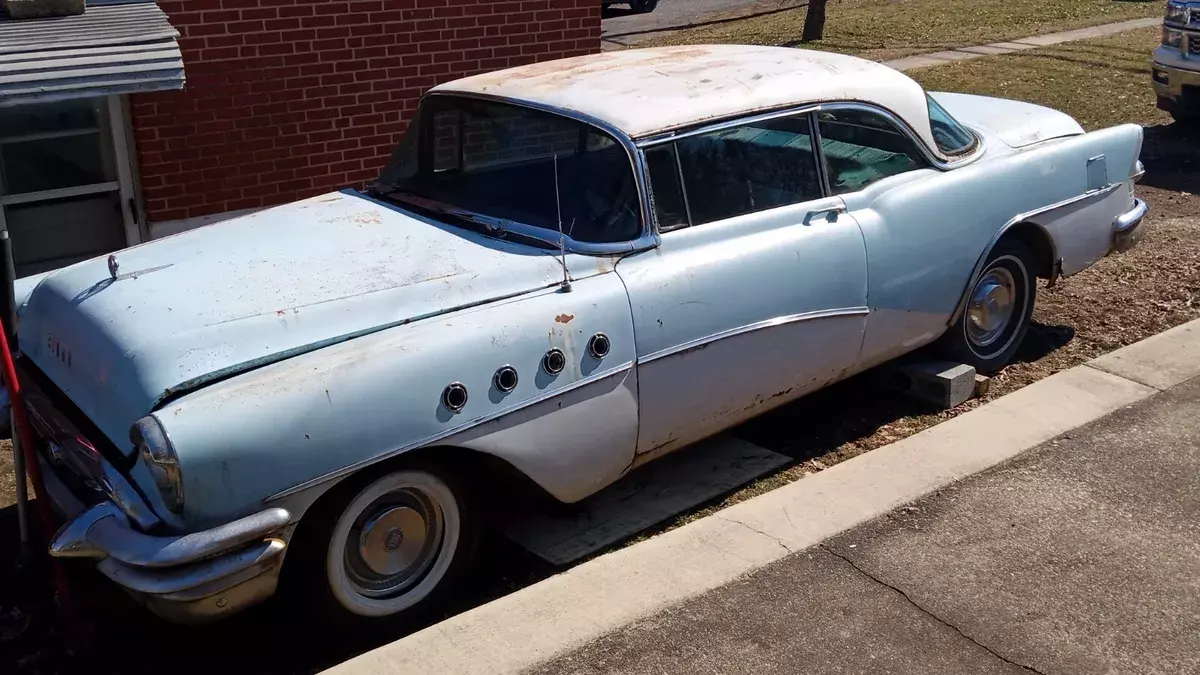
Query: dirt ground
[{"left": 3, "top": 34, "right": 1199, "bottom": 675}]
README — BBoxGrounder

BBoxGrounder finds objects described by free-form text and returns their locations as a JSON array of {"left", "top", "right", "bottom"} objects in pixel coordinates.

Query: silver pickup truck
[{"left": 1155, "top": 1, "right": 1200, "bottom": 121}]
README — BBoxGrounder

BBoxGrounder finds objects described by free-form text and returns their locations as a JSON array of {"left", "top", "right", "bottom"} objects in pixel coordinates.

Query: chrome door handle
[{"left": 806, "top": 204, "right": 847, "bottom": 223}]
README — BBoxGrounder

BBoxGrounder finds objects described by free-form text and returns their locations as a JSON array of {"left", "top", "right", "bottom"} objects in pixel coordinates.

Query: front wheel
[
  {"left": 629, "top": 0, "right": 658, "bottom": 12},
  {"left": 289, "top": 462, "right": 479, "bottom": 624},
  {"left": 940, "top": 240, "right": 1036, "bottom": 374}
]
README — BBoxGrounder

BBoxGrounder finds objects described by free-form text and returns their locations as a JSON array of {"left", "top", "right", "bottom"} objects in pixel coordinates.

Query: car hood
[
  {"left": 929, "top": 91, "right": 1084, "bottom": 149},
  {"left": 17, "top": 190, "right": 567, "bottom": 450}
]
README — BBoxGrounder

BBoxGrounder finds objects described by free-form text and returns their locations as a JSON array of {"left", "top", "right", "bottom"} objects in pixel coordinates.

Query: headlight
[
  {"left": 132, "top": 416, "right": 183, "bottom": 513},
  {"left": 1163, "top": 26, "right": 1183, "bottom": 47},
  {"left": 1165, "top": 1, "right": 1188, "bottom": 26}
]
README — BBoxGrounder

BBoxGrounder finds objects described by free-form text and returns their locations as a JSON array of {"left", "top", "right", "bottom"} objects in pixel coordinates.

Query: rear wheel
[
  {"left": 288, "top": 461, "right": 479, "bottom": 624},
  {"left": 630, "top": 0, "right": 658, "bottom": 12},
  {"left": 940, "top": 240, "right": 1036, "bottom": 374}
]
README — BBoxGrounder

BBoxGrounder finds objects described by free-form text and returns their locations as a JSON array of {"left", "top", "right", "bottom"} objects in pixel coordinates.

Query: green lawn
[{"left": 641, "top": 0, "right": 1163, "bottom": 61}]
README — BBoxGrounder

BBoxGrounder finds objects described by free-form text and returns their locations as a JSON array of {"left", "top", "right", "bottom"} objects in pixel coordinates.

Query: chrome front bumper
[
  {"left": 1112, "top": 198, "right": 1148, "bottom": 254},
  {"left": 20, "top": 366, "right": 293, "bottom": 624}
]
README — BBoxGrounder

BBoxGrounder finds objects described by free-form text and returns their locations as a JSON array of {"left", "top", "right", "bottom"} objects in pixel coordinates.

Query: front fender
[{"left": 154, "top": 271, "right": 638, "bottom": 527}]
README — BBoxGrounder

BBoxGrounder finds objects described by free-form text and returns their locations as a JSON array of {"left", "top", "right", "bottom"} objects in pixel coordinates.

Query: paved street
[
  {"left": 534, "top": 375, "right": 1200, "bottom": 675},
  {"left": 602, "top": 0, "right": 806, "bottom": 48}
]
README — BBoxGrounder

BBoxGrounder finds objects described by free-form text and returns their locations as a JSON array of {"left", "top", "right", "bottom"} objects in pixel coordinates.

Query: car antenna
[{"left": 553, "top": 153, "right": 572, "bottom": 293}]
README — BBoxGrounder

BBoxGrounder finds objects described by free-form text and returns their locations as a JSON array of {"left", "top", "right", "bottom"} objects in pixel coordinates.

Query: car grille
[{"left": 1190, "top": 36, "right": 1200, "bottom": 55}]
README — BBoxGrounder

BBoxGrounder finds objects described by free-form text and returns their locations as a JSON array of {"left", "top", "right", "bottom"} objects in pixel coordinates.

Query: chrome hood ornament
[{"left": 107, "top": 254, "right": 120, "bottom": 281}]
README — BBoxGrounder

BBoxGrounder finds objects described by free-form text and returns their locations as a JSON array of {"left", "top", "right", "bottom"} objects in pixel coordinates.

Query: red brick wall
[{"left": 130, "top": 0, "right": 601, "bottom": 224}]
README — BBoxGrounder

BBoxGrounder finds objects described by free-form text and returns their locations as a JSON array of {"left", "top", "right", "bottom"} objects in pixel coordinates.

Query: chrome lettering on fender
[{"left": 46, "top": 334, "right": 72, "bottom": 368}]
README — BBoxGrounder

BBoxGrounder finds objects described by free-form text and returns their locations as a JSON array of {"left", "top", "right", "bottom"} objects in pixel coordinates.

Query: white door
[{"left": 0, "top": 96, "right": 140, "bottom": 277}]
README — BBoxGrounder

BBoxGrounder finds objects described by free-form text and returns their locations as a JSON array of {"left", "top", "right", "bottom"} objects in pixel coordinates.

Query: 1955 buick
[{"left": 12, "top": 45, "right": 1146, "bottom": 624}]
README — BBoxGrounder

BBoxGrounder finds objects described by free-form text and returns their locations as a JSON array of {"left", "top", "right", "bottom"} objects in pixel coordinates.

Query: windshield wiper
[
  {"left": 382, "top": 189, "right": 512, "bottom": 233},
  {"left": 380, "top": 189, "right": 557, "bottom": 250}
]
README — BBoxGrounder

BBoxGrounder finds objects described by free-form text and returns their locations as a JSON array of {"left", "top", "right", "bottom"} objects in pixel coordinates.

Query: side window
[
  {"left": 644, "top": 143, "right": 688, "bottom": 231},
  {"left": 647, "top": 113, "right": 823, "bottom": 228},
  {"left": 816, "top": 108, "right": 930, "bottom": 195}
]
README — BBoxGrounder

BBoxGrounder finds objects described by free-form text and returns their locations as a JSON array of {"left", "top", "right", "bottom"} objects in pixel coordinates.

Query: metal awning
[{"left": 0, "top": 0, "right": 185, "bottom": 107}]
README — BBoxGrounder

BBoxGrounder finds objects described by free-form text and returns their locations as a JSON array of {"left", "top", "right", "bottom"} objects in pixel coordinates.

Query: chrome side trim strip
[
  {"left": 638, "top": 307, "right": 871, "bottom": 365},
  {"left": 267, "top": 361, "right": 636, "bottom": 501},
  {"left": 948, "top": 182, "right": 1123, "bottom": 325}
]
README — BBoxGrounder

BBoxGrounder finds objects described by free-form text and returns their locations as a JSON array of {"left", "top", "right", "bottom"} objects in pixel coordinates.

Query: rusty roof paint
[{"left": 432, "top": 45, "right": 941, "bottom": 153}]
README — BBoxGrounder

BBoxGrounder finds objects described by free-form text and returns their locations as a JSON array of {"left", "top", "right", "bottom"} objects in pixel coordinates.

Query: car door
[
  {"left": 617, "top": 110, "right": 870, "bottom": 458},
  {"left": 810, "top": 105, "right": 969, "bottom": 372}
]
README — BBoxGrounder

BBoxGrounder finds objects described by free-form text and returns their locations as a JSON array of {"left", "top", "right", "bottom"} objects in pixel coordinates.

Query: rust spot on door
[{"left": 555, "top": 313, "right": 575, "bottom": 324}]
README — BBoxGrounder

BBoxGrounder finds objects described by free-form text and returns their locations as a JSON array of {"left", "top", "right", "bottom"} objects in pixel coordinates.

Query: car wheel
[
  {"left": 940, "top": 240, "right": 1036, "bottom": 374},
  {"left": 289, "top": 461, "right": 479, "bottom": 624},
  {"left": 629, "top": 0, "right": 658, "bottom": 12}
]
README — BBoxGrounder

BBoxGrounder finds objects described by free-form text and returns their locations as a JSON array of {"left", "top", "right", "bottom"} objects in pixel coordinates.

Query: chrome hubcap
[
  {"left": 345, "top": 490, "right": 444, "bottom": 598},
  {"left": 966, "top": 267, "right": 1017, "bottom": 348}
]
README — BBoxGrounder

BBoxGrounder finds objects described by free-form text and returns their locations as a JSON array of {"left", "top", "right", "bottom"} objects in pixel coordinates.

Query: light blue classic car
[{"left": 14, "top": 45, "right": 1145, "bottom": 624}]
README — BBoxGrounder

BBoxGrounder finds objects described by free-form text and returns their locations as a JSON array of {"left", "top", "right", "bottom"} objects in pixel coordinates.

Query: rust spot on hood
[{"left": 555, "top": 313, "right": 575, "bottom": 324}]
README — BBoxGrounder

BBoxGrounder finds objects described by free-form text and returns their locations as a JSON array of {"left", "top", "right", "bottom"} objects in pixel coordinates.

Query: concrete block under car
[
  {"left": 2, "top": 0, "right": 83, "bottom": 19},
  {"left": 883, "top": 360, "right": 978, "bottom": 409}
]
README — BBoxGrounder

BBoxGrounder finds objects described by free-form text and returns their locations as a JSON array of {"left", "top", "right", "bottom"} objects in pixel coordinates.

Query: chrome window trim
[
  {"left": 267, "top": 361, "right": 636, "bottom": 501},
  {"left": 638, "top": 307, "right": 871, "bottom": 365},
  {"left": 638, "top": 104, "right": 823, "bottom": 147},
  {"left": 412, "top": 91, "right": 661, "bottom": 256},
  {"left": 641, "top": 108, "right": 827, "bottom": 230},
  {"left": 635, "top": 101, "right": 985, "bottom": 171}
]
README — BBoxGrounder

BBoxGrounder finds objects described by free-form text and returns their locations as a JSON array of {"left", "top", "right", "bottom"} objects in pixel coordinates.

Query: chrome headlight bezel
[
  {"left": 1165, "top": 1, "right": 1188, "bottom": 27},
  {"left": 131, "top": 415, "right": 184, "bottom": 514}
]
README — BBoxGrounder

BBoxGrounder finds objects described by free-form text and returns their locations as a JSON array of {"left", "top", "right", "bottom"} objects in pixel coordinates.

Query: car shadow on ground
[{"left": 1140, "top": 122, "right": 1200, "bottom": 195}]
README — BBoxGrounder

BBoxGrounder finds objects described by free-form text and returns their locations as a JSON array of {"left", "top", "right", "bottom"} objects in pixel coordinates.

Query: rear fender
[{"left": 949, "top": 123, "right": 1144, "bottom": 324}]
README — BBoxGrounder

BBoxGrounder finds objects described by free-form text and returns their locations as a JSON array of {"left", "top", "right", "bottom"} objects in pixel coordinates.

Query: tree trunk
[{"left": 802, "top": 0, "right": 828, "bottom": 42}]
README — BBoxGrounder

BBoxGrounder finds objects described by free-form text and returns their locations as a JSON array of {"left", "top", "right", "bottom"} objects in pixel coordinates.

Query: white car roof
[{"left": 431, "top": 45, "right": 942, "bottom": 155}]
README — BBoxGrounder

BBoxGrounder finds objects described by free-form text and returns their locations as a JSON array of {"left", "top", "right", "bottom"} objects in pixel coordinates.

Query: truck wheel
[
  {"left": 289, "top": 461, "right": 479, "bottom": 624},
  {"left": 939, "top": 240, "right": 1036, "bottom": 374},
  {"left": 630, "top": 0, "right": 658, "bottom": 12}
]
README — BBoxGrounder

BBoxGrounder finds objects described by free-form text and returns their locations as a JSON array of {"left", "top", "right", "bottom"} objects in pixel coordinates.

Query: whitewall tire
[
  {"left": 941, "top": 240, "right": 1037, "bottom": 374},
  {"left": 288, "top": 461, "right": 478, "bottom": 624}
]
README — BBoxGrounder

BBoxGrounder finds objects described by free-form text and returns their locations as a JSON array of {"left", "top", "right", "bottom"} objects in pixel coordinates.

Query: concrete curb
[
  {"left": 884, "top": 17, "right": 1160, "bottom": 71},
  {"left": 324, "top": 319, "right": 1200, "bottom": 675}
]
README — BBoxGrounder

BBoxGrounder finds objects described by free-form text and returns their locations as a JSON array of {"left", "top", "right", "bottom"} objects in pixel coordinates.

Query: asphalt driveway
[
  {"left": 602, "top": 0, "right": 807, "bottom": 48},
  {"left": 534, "top": 374, "right": 1200, "bottom": 675}
]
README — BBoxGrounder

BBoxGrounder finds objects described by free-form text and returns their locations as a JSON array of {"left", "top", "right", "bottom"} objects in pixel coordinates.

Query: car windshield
[
  {"left": 377, "top": 96, "right": 642, "bottom": 244},
  {"left": 926, "top": 95, "right": 977, "bottom": 156}
]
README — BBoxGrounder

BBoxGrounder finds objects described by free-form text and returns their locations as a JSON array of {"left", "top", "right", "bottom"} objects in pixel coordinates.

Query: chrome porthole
[
  {"left": 493, "top": 365, "right": 519, "bottom": 392},
  {"left": 587, "top": 333, "right": 611, "bottom": 359},
  {"left": 441, "top": 383, "right": 468, "bottom": 412},
  {"left": 542, "top": 349, "right": 566, "bottom": 375}
]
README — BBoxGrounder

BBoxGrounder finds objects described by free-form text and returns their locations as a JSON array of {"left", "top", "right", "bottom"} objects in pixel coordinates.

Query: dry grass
[{"left": 640, "top": 0, "right": 1163, "bottom": 61}]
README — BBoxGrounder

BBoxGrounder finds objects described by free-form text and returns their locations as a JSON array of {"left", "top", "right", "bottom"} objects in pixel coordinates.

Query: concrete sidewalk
[
  {"left": 536, "top": 374, "right": 1200, "bottom": 675},
  {"left": 326, "top": 318, "right": 1200, "bottom": 675},
  {"left": 884, "top": 17, "right": 1160, "bottom": 71}
]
